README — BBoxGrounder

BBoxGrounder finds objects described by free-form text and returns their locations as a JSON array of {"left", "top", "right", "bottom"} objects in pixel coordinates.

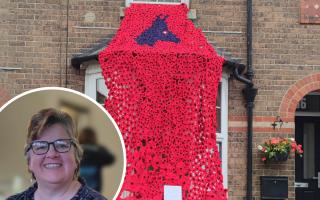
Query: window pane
[
  {"left": 216, "top": 83, "right": 221, "bottom": 133},
  {"left": 303, "top": 123, "right": 315, "bottom": 179},
  {"left": 216, "top": 83, "right": 221, "bottom": 107},
  {"left": 216, "top": 108, "right": 221, "bottom": 133},
  {"left": 296, "top": 92, "right": 320, "bottom": 112},
  {"left": 96, "top": 78, "right": 108, "bottom": 104},
  {"left": 216, "top": 141, "right": 222, "bottom": 159}
]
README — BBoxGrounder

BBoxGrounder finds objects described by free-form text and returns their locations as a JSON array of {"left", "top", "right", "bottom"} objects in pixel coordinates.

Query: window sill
[{"left": 119, "top": 7, "right": 197, "bottom": 20}]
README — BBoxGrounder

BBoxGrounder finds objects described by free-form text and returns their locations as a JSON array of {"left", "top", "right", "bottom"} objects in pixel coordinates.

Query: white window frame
[
  {"left": 216, "top": 73, "right": 228, "bottom": 189},
  {"left": 125, "top": 0, "right": 189, "bottom": 8},
  {"left": 84, "top": 63, "right": 103, "bottom": 101},
  {"left": 84, "top": 64, "right": 228, "bottom": 189},
  {"left": 84, "top": 63, "right": 105, "bottom": 102}
]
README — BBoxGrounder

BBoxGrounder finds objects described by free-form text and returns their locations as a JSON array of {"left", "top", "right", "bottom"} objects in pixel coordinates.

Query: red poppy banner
[{"left": 99, "top": 3, "right": 226, "bottom": 200}]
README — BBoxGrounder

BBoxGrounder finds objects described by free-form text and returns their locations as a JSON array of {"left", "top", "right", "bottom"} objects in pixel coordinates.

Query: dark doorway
[{"left": 295, "top": 116, "right": 320, "bottom": 200}]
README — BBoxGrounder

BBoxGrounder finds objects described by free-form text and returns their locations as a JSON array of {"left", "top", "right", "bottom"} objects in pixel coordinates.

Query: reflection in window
[
  {"left": 303, "top": 123, "right": 315, "bottom": 179},
  {"left": 216, "top": 141, "right": 222, "bottom": 159},
  {"left": 96, "top": 78, "right": 108, "bottom": 104},
  {"left": 216, "top": 83, "right": 221, "bottom": 133}
]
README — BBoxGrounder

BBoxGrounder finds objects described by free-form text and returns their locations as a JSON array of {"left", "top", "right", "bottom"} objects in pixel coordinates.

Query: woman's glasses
[{"left": 27, "top": 139, "right": 74, "bottom": 155}]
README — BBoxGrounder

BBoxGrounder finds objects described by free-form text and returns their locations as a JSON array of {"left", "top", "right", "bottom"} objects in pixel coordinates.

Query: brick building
[{"left": 1, "top": 0, "right": 320, "bottom": 199}]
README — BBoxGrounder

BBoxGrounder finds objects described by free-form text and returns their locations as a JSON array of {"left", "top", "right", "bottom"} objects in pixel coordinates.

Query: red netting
[{"left": 99, "top": 3, "right": 226, "bottom": 200}]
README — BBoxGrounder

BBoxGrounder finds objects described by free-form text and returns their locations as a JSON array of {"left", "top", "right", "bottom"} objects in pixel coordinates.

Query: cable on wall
[{"left": 65, "top": 0, "right": 70, "bottom": 87}]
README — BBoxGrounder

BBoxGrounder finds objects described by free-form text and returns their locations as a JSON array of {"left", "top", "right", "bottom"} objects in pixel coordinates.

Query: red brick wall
[
  {"left": 0, "top": 0, "right": 90, "bottom": 96},
  {"left": 0, "top": 87, "right": 11, "bottom": 107},
  {"left": 228, "top": 0, "right": 320, "bottom": 199}
]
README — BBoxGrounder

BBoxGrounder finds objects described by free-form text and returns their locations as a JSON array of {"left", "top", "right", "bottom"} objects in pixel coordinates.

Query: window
[
  {"left": 84, "top": 64, "right": 108, "bottom": 105},
  {"left": 216, "top": 74, "right": 228, "bottom": 189},
  {"left": 125, "top": 0, "right": 189, "bottom": 7}
]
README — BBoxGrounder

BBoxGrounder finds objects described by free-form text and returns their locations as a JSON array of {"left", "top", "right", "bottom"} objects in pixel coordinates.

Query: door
[{"left": 295, "top": 116, "right": 320, "bottom": 200}]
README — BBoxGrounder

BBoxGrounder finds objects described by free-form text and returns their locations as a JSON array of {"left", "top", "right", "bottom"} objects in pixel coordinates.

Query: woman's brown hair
[{"left": 25, "top": 108, "right": 83, "bottom": 179}]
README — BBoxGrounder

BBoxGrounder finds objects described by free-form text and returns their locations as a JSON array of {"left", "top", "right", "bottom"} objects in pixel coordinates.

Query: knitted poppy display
[{"left": 99, "top": 3, "right": 226, "bottom": 200}]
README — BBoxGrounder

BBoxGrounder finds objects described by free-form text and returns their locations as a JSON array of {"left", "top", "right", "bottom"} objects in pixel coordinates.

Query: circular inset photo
[{"left": 0, "top": 87, "right": 126, "bottom": 200}]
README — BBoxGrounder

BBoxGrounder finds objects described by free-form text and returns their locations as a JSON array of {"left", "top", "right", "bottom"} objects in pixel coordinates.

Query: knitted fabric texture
[{"left": 99, "top": 4, "right": 226, "bottom": 200}]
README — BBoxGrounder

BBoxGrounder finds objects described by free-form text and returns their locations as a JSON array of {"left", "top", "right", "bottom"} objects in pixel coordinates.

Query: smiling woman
[
  {"left": 7, "top": 108, "right": 107, "bottom": 200},
  {"left": 0, "top": 88, "right": 125, "bottom": 200}
]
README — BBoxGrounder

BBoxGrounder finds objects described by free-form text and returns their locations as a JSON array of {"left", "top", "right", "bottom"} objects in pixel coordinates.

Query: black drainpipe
[
  {"left": 223, "top": 61, "right": 257, "bottom": 200},
  {"left": 243, "top": 85, "right": 257, "bottom": 200},
  {"left": 222, "top": 0, "right": 257, "bottom": 196},
  {"left": 245, "top": 0, "right": 257, "bottom": 199}
]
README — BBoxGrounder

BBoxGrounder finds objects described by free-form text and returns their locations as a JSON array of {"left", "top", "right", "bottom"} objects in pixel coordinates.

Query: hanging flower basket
[
  {"left": 272, "top": 151, "right": 289, "bottom": 162},
  {"left": 258, "top": 137, "right": 303, "bottom": 162}
]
